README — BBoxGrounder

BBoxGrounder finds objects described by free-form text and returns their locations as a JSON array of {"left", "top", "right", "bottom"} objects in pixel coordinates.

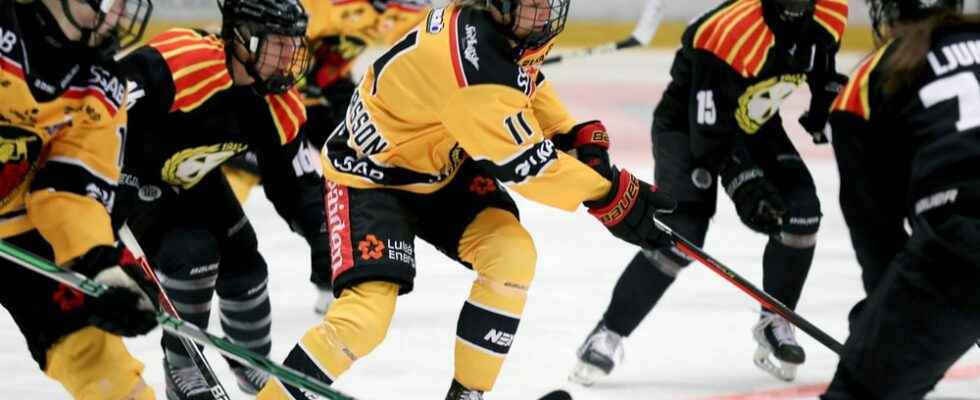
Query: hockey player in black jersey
[
  {"left": 572, "top": 0, "right": 849, "bottom": 384},
  {"left": 822, "top": 0, "right": 980, "bottom": 398},
  {"left": 220, "top": 0, "right": 432, "bottom": 315},
  {"left": 0, "top": 0, "right": 157, "bottom": 399},
  {"left": 114, "top": 0, "right": 322, "bottom": 398}
]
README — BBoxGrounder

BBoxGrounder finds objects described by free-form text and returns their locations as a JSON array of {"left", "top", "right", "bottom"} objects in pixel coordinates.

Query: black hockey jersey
[
  {"left": 654, "top": 0, "right": 848, "bottom": 172},
  {"left": 829, "top": 24, "right": 980, "bottom": 276},
  {"left": 117, "top": 29, "right": 322, "bottom": 236}
]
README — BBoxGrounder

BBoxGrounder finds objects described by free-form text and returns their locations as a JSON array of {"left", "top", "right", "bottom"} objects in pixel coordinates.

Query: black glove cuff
[
  {"left": 722, "top": 168, "right": 765, "bottom": 197},
  {"left": 71, "top": 245, "right": 122, "bottom": 278}
]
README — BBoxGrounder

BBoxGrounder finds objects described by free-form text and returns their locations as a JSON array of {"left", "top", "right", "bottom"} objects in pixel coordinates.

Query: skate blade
[
  {"left": 568, "top": 362, "right": 607, "bottom": 386},
  {"left": 753, "top": 347, "right": 798, "bottom": 382}
]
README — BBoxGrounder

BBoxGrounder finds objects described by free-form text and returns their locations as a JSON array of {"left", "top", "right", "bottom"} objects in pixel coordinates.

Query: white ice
[{"left": 1, "top": 50, "right": 978, "bottom": 400}]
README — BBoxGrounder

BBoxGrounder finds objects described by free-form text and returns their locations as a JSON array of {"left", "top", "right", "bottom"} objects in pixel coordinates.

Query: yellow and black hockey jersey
[
  {"left": 830, "top": 24, "right": 980, "bottom": 278},
  {"left": 321, "top": 4, "right": 611, "bottom": 211},
  {"left": 653, "top": 0, "right": 848, "bottom": 171},
  {"left": 302, "top": 0, "right": 429, "bottom": 88},
  {"left": 0, "top": 1, "right": 126, "bottom": 264},
  {"left": 117, "top": 28, "right": 321, "bottom": 233}
]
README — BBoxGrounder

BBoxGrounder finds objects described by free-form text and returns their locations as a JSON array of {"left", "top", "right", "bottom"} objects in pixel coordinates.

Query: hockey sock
[
  {"left": 762, "top": 235, "right": 815, "bottom": 311},
  {"left": 218, "top": 276, "right": 272, "bottom": 362},
  {"left": 454, "top": 209, "right": 535, "bottom": 392},
  {"left": 154, "top": 229, "right": 219, "bottom": 361},
  {"left": 603, "top": 251, "right": 677, "bottom": 337},
  {"left": 256, "top": 281, "right": 398, "bottom": 400},
  {"left": 45, "top": 327, "right": 149, "bottom": 400}
]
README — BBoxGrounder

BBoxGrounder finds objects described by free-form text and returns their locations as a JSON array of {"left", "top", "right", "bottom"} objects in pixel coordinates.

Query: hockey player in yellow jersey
[
  {"left": 257, "top": 0, "right": 676, "bottom": 398},
  {"left": 221, "top": 0, "right": 432, "bottom": 314},
  {"left": 0, "top": 0, "right": 156, "bottom": 399}
]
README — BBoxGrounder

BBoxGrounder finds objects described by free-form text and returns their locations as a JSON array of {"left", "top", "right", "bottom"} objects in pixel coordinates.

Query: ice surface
[{"left": 1, "top": 50, "right": 976, "bottom": 399}]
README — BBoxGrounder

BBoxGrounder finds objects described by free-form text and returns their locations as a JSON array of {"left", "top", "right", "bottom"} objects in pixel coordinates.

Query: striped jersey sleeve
[
  {"left": 145, "top": 29, "right": 234, "bottom": 113},
  {"left": 832, "top": 43, "right": 889, "bottom": 120},
  {"left": 265, "top": 88, "right": 307, "bottom": 145}
]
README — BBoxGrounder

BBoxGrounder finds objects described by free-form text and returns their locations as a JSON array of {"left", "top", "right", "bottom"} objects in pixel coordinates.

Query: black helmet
[
  {"left": 60, "top": 0, "right": 153, "bottom": 51},
  {"left": 219, "top": 0, "right": 312, "bottom": 94},
  {"left": 763, "top": 0, "right": 815, "bottom": 22},
  {"left": 488, "top": 0, "right": 570, "bottom": 53},
  {"left": 868, "top": 0, "right": 963, "bottom": 41}
]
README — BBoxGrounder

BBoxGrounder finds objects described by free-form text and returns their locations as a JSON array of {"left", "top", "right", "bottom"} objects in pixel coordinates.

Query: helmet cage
[
  {"left": 489, "top": 0, "right": 569, "bottom": 54},
  {"left": 220, "top": 0, "right": 312, "bottom": 94},
  {"left": 61, "top": 0, "right": 153, "bottom": 50}
]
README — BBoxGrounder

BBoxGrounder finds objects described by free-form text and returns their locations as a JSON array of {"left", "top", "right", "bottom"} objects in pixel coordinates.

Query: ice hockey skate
[
  {"left": 446, "top": 379, "right": 484, "bottom": 400},
  {"left": 164, "top": 357, "right": 216, "bottom": 400},
  {"left": 752, "top": 311, "right": 806, "bottom": 381},
  {"left": 231, "top": 363, "right": 270, "bottom": 394},
  {"left": 569, "top": 321, "right": 624, "bottom": 386}
]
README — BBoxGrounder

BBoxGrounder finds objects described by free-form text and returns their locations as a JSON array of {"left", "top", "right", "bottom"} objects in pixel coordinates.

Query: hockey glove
[
  {"left": 554, "top": 120, "right": 613, "bottom": 178},
  {"left": 71, "top": 245, "right": 159, "bottom": 337},
  {"left": 799, "top": 73, "right": 849, "bottom": 144},
  {"left": 586, "top": 169, "right": 677, "bottom": 250},
  {"left": 721, "top": 164, "right": 786, "bottom": 235}
]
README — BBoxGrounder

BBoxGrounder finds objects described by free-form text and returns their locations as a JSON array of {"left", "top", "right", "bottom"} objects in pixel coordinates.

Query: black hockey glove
[
  {"left": 586, "top": 168, "right": 677, "bottom": 250},
  {"left": 554, "top": 120, "right": 613, "bottom": 178},
  {"left": 721, "top": 160, "right": 786, "bottom": 234},
  {"left": 799, "top": 72, "right": 849, "bottom": 144},
  {"left": 71, "top": 245, "right": 159, "bottom": 337}
]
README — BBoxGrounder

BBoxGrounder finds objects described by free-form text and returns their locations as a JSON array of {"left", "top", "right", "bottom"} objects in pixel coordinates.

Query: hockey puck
[{"left": 538, "top": 389, "right": 572, "bottom": 400}]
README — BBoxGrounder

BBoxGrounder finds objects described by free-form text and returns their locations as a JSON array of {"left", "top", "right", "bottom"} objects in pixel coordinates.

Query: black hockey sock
[
  {"left": 219, "top": 277, "right": 272, "bottom": 368},
  {"left": 603, "top": 251, "right": 677, "bottom": 337},
  {"left": 155, "top": 230, "right": 220, "bottom": 361},
  {"left": 761, "top": 238, "right": 814, "bottom": 312}
]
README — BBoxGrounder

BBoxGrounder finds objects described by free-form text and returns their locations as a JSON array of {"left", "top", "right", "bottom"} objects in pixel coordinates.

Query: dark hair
[{"left": 881, "top": 11, "right": 980, "bottom": 93}]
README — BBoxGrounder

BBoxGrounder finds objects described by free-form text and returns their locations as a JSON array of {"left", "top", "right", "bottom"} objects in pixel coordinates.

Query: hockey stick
[
  {"left": 652, "top": 218, "right": 845, "bottom": 355},
  {"left": 117, "top": 225, "right": 231, "bottom": 400},
  {"left": 542, "top": 0, "right": 663, "bottom": 65},
  {"left": 0, "top": 240, "right": 357, "bottom": 400}
]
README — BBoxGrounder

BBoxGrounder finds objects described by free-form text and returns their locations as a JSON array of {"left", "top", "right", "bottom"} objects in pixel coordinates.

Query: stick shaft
[{"left": 652, "top": 218, "right": 845, "bottom": 355}]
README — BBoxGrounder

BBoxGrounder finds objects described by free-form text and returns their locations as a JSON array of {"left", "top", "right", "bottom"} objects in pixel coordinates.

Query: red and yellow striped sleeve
[
  {"left": 814, "top": 0, "right": 848, "bottom": 44},
  {"left": 266, "top": 88, "right": 307, "bottom": 145},
  {"left": 693, "top": 0, "right": 775, "bottom": 78},
  {"left": 148, "top": 29, "right": 234, "bottom": 113},
  {"left": 831, "top": 45, "right": 889, "bottom": 121}
]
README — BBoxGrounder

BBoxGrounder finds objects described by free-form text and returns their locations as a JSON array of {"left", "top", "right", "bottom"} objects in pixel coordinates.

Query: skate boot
[
  {"left": 163, "top": 357, "right": 216, "bottom": 400},
  {"left": 313, "top": 284, "right": 335, "bottom": 314},
  {"left": 752, "top": 311, "right": 806, "bottom": 382},
  {"left": 446, "top": 379, "right": 484, "bottom": 400},
  {"left": 230, "top": 363, "right": 270, "bottom": 394},
  {"left": 568, "top": 320, "right": 624, "bottom": 386}
]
